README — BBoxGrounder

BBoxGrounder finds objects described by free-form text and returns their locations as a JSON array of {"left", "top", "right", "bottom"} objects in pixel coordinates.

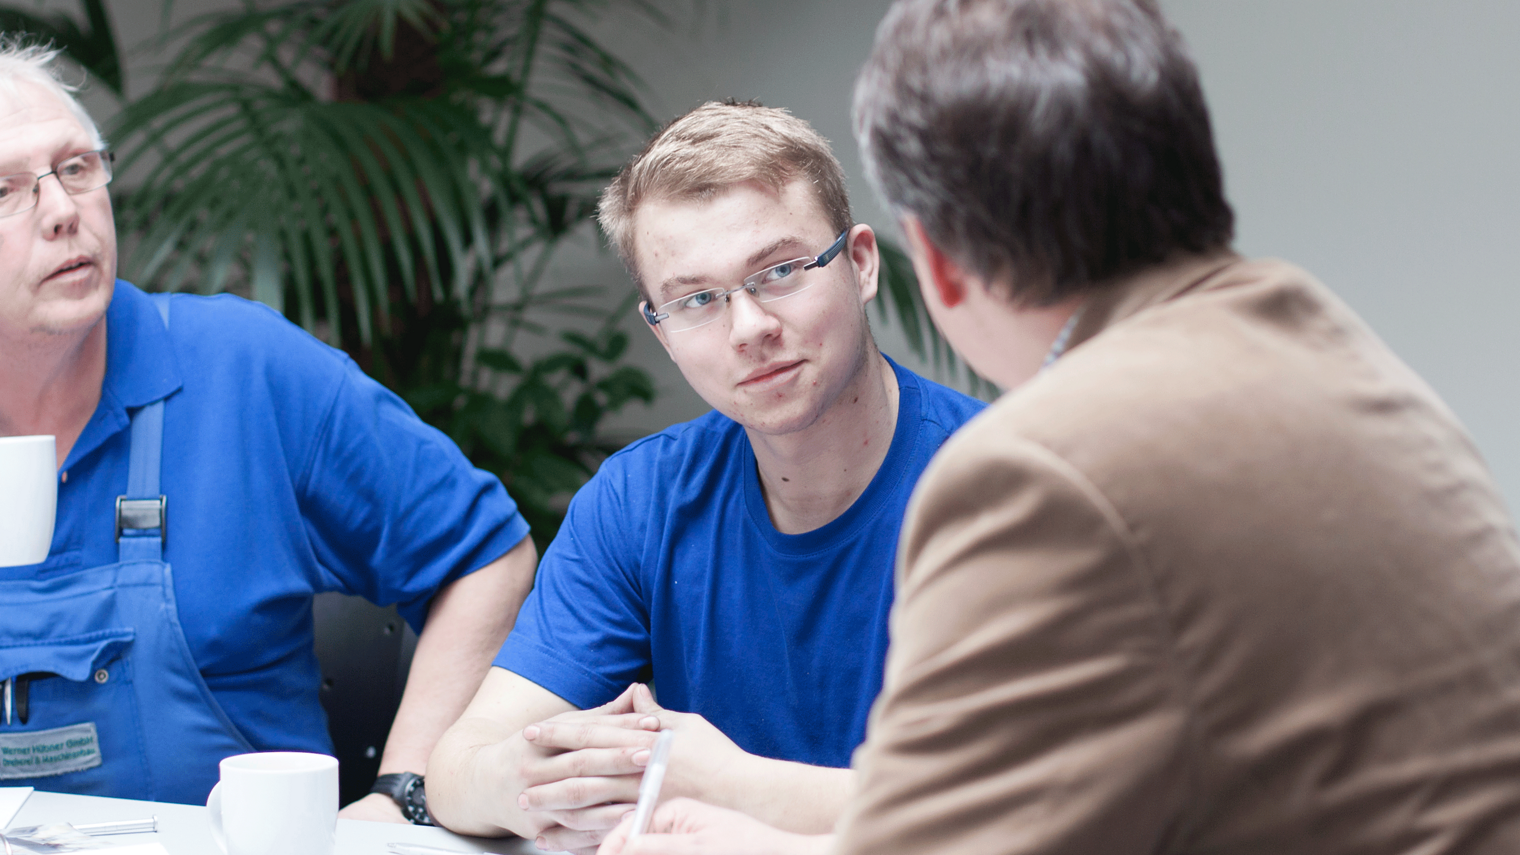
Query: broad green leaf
[
  {"left": 595, "top": 365, "right": 655, "bottom": 410},
  {"left": 477, "top": 348, "right": 525, "bottom": 374}
]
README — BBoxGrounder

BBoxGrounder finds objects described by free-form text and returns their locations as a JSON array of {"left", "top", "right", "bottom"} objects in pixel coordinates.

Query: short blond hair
[
  {"left": 0, "top": 37, "right": 106, "bottom": 149},
  {"left": 597, "top": 100, "right": 852, "bottom": 296}
]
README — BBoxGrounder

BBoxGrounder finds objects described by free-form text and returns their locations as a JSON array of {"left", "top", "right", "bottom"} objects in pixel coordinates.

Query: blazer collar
[{"left": 1065, "top": 249, "right": 1244, "bottom": 354}]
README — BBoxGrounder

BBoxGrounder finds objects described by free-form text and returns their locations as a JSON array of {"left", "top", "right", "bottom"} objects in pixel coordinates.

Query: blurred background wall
[{"left": 39, "top": 0, "right": 1520, "bottom": 512}]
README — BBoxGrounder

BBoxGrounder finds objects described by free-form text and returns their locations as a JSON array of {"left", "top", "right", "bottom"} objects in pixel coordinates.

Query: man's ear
[
  {"left": 901, "top": 217, "right": 968, "bottom": 309},
  {"left": 845, "top": 223, "right": 881, "bottom": 305},
  {"left": 640, "top": 300, "right": 676, "bottom": 359}
]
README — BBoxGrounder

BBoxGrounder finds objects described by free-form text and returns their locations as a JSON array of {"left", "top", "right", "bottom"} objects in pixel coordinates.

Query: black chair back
[{"left": 312, "top": 592, "right": 417, "bottom": 807}]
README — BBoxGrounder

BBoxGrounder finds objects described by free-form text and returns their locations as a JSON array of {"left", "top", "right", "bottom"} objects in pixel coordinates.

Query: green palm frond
[
  {"left": 154, "top": 4, "right": 324, "bottom": 89},
  {"left": 111, "top": 81, "right": 508, "bottom": 342},
  {"left": 315, "top": 0, "right": 445, "bottom": 71}
]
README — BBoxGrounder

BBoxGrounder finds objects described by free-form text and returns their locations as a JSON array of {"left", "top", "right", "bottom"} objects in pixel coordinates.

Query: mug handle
[{"left": 206, "top": 781, "right": 229, "bottom": 853}]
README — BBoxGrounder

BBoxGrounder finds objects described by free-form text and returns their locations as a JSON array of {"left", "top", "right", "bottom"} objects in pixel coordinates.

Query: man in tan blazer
[{"left": 596, "top": 0, "right": 1520, "bottom": 853}]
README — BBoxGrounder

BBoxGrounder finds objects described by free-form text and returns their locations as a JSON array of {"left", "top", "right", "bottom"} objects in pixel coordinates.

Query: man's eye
[
  {"left": 761, "top": 262, "right": 798, "bottom": 284},
  {"left": 59, "top": 162, "right": 85, "bottom": 177},
  {"left": 679, "top": 290, "right": 716, "bottom": 310}
]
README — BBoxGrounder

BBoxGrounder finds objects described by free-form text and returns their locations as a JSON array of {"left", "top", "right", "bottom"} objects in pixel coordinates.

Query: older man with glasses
[
  {"left": 0, "top": 42, "right": 537, "bottom": 820},
  {"left": 426, "top": 100, "right": 985, "bottom": 854}
]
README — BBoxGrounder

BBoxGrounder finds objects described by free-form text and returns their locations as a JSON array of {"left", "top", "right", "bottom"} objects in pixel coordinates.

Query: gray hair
[
  {"left": 853, "top": 0, "right": 1233, "bottom": 306},
  {"left": 0, "top": 37, "right": 107, "bottom": 149}
]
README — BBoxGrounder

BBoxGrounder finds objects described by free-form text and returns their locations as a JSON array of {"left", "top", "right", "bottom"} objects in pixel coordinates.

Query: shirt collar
[
  {"left": 62, "top": 280, "right": 183, "bottom": 470},
  {"left": 101, "top": 280, "right": 183, "bottom": 409}
]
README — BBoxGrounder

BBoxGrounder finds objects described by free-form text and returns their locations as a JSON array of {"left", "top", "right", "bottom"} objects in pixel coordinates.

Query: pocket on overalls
[{"left": 0, "top": 630, "right": 148, "bottom": 793}]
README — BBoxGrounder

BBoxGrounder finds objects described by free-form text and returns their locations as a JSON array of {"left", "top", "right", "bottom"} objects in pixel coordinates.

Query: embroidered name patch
[{"left": 0, "top": 722, "right": 103, "bottom": 779}]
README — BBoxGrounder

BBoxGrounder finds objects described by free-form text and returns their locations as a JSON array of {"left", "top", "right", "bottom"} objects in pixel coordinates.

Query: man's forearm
[
  {"left": 426, "top": 667, "right": 587, "bottom": 837},
  {"left": 712, "top": 757, "right": 855, "bottom": 835},
  {"left": 424, "top": 713, "right": 522, "bottom": 836},
  {"left": 379, "top": 537, "right": 537, "bottom": 777}
]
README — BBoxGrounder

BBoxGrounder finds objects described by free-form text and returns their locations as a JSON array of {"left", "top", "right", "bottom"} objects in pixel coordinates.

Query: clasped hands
[{"left": 512, "top": 682, "right": 747, "bottom": 854}]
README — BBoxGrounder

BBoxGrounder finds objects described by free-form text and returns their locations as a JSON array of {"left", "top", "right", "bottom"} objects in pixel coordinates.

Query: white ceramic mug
[
  {"left": 206, "top": 752, "right": 339, "bottom": 855},
  {"left": 0, "top": 435, "right": 56, "bottom": 567}
]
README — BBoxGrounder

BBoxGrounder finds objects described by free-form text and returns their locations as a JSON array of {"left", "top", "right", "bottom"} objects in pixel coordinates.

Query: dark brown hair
[{"left": 853, "top": 0, "right": 1233, "bottom": 305}]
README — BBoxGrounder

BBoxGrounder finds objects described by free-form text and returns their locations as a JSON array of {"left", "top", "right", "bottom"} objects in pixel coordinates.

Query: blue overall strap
[{"left": 117, "top": 294, "right": 172, "bottom": 563}]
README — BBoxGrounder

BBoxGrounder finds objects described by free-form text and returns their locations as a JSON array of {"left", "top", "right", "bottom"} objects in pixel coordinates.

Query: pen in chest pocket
[{"left": 2, "top": 676, "right": 40, "bottom": 726}]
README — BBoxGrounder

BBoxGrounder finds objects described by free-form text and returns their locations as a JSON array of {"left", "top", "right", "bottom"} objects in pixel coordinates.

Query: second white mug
[{"left": 206, "top": 751, "right": 338, "bottom": 855}]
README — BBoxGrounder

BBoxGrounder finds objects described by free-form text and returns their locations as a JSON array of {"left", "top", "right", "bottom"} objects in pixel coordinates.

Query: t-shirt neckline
[{"left": 741, "top": 354, "right": 923, "bottom": 556}]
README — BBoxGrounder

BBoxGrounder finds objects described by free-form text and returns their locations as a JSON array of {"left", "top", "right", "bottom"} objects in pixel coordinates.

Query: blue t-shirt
[
  {"left": 497, "top": 357, "right": 983, "bottom": 768},
  {"left": 1, "top": 281, "right": 530, "bottom": 754}
]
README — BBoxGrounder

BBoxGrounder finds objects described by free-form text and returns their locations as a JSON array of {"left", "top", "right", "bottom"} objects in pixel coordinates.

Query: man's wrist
[
  {"left": 708, "top": 747, "right": 766, "bottom": 812},
  {"left": 370, "top": 771, "right": 436, "bottom": 825}
]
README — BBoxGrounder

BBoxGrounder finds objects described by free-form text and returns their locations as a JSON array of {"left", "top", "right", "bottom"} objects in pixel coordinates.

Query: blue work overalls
[{"left": 0, "top": 295, "right": 254, "bottom": 804}]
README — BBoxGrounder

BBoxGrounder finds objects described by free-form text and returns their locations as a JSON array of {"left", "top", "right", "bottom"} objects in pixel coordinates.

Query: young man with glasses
[
  {"left": 427, "top": 101, "right": 985, "bottom": 852},
  {"left": 0, "top": 43, "right": 536, "bottom": 818}
]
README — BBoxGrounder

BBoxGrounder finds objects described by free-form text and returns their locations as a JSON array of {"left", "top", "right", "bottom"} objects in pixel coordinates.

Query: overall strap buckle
[{"left": 115, "top": 496, "right": 167, "bottom": 545}]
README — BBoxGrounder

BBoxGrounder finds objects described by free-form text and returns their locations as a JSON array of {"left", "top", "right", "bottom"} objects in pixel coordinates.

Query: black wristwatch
[{"left": 371, "top": 772, "right": 436, "bottom": 825}]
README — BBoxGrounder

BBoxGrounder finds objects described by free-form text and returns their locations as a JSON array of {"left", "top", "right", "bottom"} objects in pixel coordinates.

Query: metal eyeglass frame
[
  {"left": 0, "top": 150, "right": 115, "bottom": 219},
  {"left": 641, "top": 228, "right": 851, "bottom": 331}
]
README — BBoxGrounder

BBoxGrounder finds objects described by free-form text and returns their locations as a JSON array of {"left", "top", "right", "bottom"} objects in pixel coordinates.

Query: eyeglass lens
[
  {"left": 0, "top": 151, "right": 113, "bottom": 219},
  {"left": 653, "top": 229, "right": 850, "bottom": 332},
  {"left": 657, "top": 258, "right": 820, "bottom": 332}
]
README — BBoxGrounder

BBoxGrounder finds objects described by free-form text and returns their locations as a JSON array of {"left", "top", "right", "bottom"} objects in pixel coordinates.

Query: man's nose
[
  {"left": 726, "top": 287, "right": 782, "bottom": 345},
  {"left": 35, "top": 173, "right": 81, "bottom": 236}
]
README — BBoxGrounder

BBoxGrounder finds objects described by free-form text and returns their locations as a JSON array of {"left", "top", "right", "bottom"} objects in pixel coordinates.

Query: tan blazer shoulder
[{"left": 838, "top": 256, "right": 1520, "bottom": 855}]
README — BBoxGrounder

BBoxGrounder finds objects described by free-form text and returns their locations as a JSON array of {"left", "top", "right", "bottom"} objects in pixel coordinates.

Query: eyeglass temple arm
[{"left": 806, "top": 228, "right": 851, "bottom": 270}]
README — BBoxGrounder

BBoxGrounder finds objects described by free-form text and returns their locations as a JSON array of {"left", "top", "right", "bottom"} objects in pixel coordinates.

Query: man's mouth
[
  {"left": 47, "top": 257, "right": 92, "bottom": 279},
  {"left": 740, "top": 361, "right": 803, "bottom": 386}
]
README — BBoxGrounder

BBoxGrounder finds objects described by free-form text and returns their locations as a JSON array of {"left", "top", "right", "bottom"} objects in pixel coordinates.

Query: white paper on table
[{"left": 0, "top": 785, "right": 34, "bottom": 827}]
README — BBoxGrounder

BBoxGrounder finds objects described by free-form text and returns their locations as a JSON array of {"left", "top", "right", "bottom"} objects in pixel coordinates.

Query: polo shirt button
[
  {"left": 94, "top": 669, "right": 109, "bottom": 684},
  {"left": 61, "top": 471, "right": 69, "bottom": 483}
]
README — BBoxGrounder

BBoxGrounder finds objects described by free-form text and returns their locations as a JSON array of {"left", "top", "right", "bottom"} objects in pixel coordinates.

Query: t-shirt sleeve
[
  {"left": 835, "top": 434, "right": 1191, "bottom": 855},
  {"left": 295, "top": 358, "right": 531, "bottom": 631},
  {"left": 494, "top": 455, "right": 651, "bottom": 709}
]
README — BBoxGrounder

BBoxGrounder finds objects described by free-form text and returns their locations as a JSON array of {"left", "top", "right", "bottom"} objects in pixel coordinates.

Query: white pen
[{"left": 628, "top": 729, "right": 676, "bottom": 840}]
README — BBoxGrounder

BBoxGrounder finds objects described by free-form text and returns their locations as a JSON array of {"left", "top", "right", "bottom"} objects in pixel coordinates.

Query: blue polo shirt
[
  {"left": 0, "top": 280, "right": 530, "bottom": 754},
  {"left": 497, "top": 357, "right": 984, "bottom": 768}
]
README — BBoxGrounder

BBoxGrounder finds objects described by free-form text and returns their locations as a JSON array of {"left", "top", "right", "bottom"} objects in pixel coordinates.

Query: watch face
[{"left": 404, "top": 776, "right": 435, "bottom": 826}]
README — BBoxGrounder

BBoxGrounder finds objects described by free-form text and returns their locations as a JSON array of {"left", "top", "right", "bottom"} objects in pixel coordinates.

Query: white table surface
[{"left": 5, "top": 789, "right": 555, "bottom": 854}]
